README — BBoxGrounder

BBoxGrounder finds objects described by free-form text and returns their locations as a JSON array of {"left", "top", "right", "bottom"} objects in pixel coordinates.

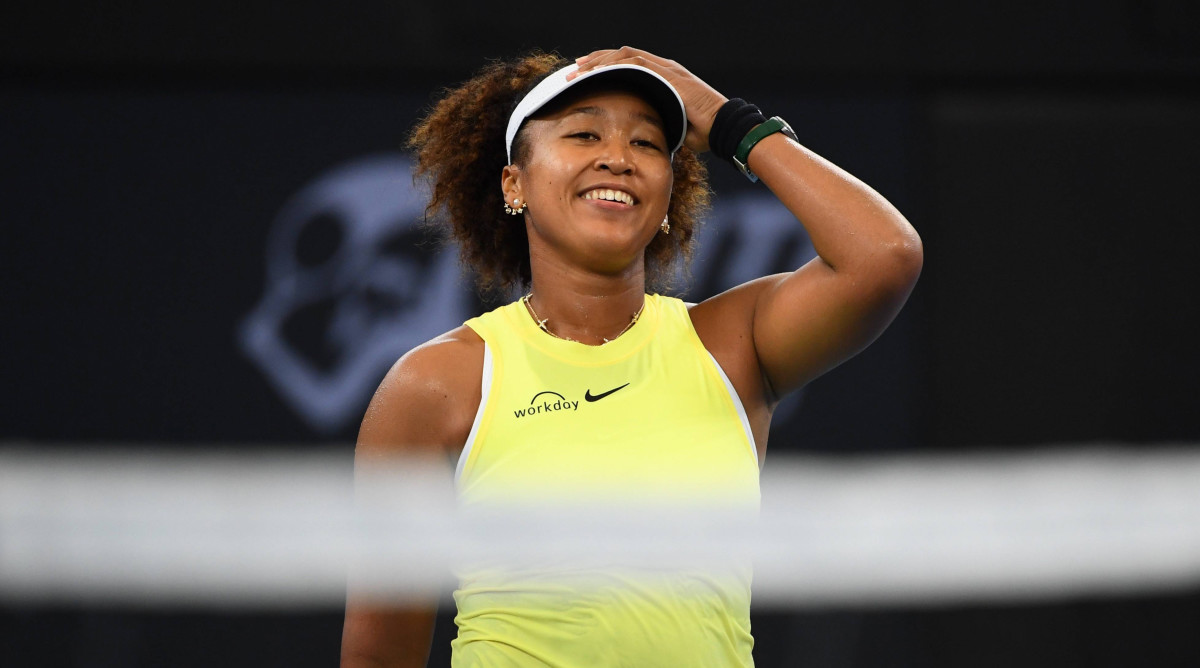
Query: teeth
[{"left": 583, "top": 189, "right": 634, "bottom": 205}]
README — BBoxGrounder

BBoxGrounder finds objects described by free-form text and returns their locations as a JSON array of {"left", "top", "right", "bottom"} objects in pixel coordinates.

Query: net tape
[{"left": 3, "top": 444, "right": 1199, "bottom": 608}]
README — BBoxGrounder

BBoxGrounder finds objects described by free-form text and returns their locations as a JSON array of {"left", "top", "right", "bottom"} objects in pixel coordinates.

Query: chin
[
  {"left": 584, "top": 215, "right": 654, "bottom": 243},
  {"left": 577, "top": 242, "right": 647, "bottom": 276}
]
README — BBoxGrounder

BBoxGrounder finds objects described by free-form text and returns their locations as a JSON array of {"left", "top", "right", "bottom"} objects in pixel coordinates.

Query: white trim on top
[
  {"left": 706, "top": 351, "right": 758, "bottom": 464},
  {"left": 455, "top": 343, "right": 493, "bottom": 482}
]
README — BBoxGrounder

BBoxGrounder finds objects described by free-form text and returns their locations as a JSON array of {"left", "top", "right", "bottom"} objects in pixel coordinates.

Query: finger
[
  {"left": 572, "top": 47, "right": 669, "bottom": 77},
  {"left": 574, "top": 49, "right": 615, "bottom": 67},
  {"left": 568, "top": 50, "right": 616, "bottom": 80},
  {"left": 571, "top": 54, "right": 663, "bottom": 81}
]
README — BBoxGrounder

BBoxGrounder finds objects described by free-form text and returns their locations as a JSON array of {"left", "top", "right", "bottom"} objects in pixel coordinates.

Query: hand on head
[{"left": 572, "top": 47, "right": 728, "bottom": 154}]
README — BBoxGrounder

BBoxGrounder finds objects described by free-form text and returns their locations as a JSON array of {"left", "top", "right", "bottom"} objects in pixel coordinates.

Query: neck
[{"left": 525, "top": 249, "right": 647, "bottom": 346}]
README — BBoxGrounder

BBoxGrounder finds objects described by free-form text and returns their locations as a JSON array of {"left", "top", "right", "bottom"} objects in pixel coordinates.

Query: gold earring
[
  {"left": 504, "top": 198, "right": 527, "bottom": 215},
  {"left": 660, "top": 214, "right": 670, "bottom": 234}
]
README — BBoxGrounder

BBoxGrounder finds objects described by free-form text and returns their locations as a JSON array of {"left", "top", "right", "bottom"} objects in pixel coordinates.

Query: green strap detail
[{"left": 732, "top": 116, "right": 796, "bottom": 183}]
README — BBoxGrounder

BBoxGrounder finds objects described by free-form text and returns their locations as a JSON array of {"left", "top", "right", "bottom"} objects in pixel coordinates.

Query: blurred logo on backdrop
[
  {"left": 240, "top": 154, "right": 814, "bottom": 434},
  {"left": 239, "top": 154, "right": 473, "bottom": 433}
]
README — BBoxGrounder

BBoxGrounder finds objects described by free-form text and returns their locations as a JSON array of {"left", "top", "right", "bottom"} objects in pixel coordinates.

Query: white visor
[{"left": 504, "top": 63, "right": 687, "bottom": 163}]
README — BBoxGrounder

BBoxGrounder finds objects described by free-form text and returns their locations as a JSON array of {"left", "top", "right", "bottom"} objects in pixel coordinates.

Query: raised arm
[
  {"left": 734, "top": 122, "right": 923, "bottom": 397},
  {"left": 573, "top": 47, "right": 922, "bottom": 401},
  {"left": 340, "top": 328, "right": 483, "bottom": 668}
]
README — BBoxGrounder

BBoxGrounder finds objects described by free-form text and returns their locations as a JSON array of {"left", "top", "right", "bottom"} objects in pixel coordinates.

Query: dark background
[{"left": 3, "top": 1, "right": 1199, "bottom": 666}]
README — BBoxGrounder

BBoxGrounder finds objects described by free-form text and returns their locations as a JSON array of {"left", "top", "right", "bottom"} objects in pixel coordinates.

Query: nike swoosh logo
[{"left": 584, "top": 383, "right": 629, "bottom": 402}]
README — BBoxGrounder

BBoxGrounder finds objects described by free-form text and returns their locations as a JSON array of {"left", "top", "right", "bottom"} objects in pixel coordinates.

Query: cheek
[
  {"left": 535, "top": 170, "right": 594, "bottom": 209},
  {"left": 523, "top": 156, "right": 573, "bottom": 204},
  {"left": 657, "top": 173, "right": 675, "bottom": 207}
]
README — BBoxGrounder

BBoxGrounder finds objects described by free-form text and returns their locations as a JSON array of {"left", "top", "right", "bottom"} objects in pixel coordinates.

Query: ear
[{"left": 501, "top": 164, "right": 523, "bottom": 208}]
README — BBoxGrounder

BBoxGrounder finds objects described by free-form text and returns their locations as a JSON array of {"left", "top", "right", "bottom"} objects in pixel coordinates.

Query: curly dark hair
[{"left": 408, "top": 51, "right": 710, "bottom": 295}]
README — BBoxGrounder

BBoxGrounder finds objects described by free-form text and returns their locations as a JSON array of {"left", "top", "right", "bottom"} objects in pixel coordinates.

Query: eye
[
  {"left": 632, "top": 138, "right": 664, "bottom": 152},
  {"left": 567, "top": 131, "right": 599, "bottom": 141}
]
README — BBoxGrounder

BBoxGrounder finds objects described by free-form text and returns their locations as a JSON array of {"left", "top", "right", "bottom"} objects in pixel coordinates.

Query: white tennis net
[{"left": 2, "top": 444, "right": 1198, "bottom": 608}]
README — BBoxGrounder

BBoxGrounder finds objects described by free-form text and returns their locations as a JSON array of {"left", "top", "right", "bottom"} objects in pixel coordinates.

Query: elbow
[
  {"left": 894, "top": 232, "right": 924, "bottom": 284},
  {"left": 875, "top": 229, "right": 924, "bottom": 294}
]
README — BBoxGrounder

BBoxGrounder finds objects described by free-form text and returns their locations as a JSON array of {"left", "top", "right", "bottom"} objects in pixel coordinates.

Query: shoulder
[
  {"left": 356, "top": 325, "right": 485, "bottom": 460},
  {"left": 373, "top": 325, "right": 485, "bottom": 402}
]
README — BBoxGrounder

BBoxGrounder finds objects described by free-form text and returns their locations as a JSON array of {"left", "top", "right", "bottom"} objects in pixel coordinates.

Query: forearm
[
  {"left": 749, "top": 132, "right": 923, "bottom": 279},
  {"left": 735, "top": 126, "right": 924, "bottom": 394}
]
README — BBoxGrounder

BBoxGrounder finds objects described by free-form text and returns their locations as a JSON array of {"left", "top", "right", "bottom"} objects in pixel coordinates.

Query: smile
[{"left": 581, "top": 188, "right": 636, "bottom": 206}]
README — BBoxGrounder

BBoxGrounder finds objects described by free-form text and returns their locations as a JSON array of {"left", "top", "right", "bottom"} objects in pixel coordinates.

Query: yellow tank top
[{"left": 453, "top": 294, "right": 760, "bottom": 667}]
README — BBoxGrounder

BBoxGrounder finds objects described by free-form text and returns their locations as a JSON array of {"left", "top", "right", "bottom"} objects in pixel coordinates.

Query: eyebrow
[{"left": 565, "top": 105, "right": 665, "bottom": 132}]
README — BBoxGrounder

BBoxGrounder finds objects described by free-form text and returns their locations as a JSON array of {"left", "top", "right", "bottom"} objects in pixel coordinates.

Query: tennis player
[{"left": 341, "top": 46, "right": 922, "bottom": 667}]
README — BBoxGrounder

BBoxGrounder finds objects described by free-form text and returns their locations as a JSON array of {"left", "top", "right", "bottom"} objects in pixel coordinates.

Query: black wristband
[{"left": 708, "top": 98, "right": 767, "bottom": 163}]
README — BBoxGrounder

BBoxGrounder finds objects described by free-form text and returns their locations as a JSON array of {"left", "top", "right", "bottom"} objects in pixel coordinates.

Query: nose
[{"left": 594, "top": 138, "right": 634, "bottom": 175}]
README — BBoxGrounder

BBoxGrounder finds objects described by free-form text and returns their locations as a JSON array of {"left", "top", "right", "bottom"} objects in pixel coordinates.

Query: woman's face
[{"left": 504, "top": 88, "right": 674, "bottom": 276}]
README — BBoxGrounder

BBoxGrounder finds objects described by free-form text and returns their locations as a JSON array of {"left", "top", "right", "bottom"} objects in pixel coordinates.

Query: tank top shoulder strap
[{"left": 463, "top": 300, "right": 526, "bottom": 351}]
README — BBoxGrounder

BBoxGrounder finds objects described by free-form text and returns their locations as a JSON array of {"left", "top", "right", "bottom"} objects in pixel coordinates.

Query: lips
[{"left": 580, "top": 187, "right": 636, "bottom": 206}]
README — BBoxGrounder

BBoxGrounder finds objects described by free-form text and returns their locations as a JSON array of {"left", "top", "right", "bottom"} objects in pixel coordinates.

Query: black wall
[{"left": 3, "top": 2, "right": 1199, "bottom": 666}]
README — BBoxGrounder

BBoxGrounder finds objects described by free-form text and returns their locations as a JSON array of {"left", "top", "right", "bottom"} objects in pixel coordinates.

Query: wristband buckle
[{"left": 733, "top": 116, "right": 797, "bottom": 183}]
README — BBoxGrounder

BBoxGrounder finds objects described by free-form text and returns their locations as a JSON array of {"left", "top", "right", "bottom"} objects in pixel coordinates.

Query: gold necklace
[{"left": 521, "top": 293, "right": 645, "bottom": 345}]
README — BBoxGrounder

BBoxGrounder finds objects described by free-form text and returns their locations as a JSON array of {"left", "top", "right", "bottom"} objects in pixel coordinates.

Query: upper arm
[
  {"left": 342, "top": 327, "right": 483, "bottom": 668},
  {"left": 750, "top": 245, "right": 921, "bottom": 396},
  {"left": 695, "top": 243, "right": 921, "bottom": 409}
]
